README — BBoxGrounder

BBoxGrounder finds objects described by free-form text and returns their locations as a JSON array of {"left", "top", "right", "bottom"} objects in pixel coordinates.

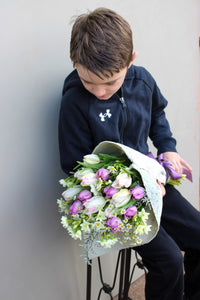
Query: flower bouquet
[{"left": 58, "top": 141, "right": 170, "bottom": 259}]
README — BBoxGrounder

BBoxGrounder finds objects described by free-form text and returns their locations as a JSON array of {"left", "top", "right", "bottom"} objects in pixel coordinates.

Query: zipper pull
[{"left": 119, "top": 97, "right": 126, "bottom": 108}]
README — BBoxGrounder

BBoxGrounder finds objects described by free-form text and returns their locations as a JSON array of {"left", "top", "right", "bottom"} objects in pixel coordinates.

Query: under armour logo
[{"left": 99, "top": 109, "right": 112, "bottom": 122}]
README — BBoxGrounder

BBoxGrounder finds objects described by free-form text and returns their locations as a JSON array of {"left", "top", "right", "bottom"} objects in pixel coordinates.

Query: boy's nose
[{"left": 92, "top": 86, "right": 106, "bottom": 98}]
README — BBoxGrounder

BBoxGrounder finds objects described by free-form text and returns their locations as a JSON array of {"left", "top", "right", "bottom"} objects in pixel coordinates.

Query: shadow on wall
[{"left": 33, "top": 89, "right": 65, "bottom": 241}]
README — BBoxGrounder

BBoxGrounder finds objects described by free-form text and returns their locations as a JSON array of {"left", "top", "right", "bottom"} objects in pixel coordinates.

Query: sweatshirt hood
[{"left": 62, "top": 69, "right": 83, "bottom": 96}]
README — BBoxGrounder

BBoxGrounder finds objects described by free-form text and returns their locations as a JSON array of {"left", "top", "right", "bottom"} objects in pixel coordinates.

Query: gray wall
[{"left": 0, "top": 1, "right": 199, "bottom": 299}]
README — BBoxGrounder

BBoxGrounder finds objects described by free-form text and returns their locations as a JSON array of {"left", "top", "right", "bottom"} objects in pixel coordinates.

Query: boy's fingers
[
  {"left": 180, "top": 158, "right": 192, "bottom": 172},
  {"left": 163, "top": 152, "right": 192, "bottom": 174},
  {"left": 157, "top": 181, "right": 166, "bottom": 197}
]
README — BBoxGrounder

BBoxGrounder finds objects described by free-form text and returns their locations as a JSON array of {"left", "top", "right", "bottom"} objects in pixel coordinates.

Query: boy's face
[{"left": 76, "top": 64, "right": 129, "bottom": 100}]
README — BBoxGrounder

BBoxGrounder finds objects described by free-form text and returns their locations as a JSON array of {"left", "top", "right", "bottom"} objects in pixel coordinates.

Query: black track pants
[{"left": 135, "top": 185, "right": 200, "bottom": 300}]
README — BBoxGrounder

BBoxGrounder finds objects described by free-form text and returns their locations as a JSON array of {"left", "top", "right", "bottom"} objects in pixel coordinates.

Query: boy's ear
[{"left": 128, "top": 52, "right": 138, "bottom": 68}]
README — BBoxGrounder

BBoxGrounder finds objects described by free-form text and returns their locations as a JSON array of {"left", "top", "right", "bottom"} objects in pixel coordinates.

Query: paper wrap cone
[{"left": 85, "top": 141, "right": 166, "bottom": 259}]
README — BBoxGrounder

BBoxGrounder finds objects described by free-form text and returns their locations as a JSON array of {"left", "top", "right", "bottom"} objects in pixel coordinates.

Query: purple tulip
[
  {"left": 124, "top": 206, "right": 137, "bottom": 219},
  {"left": 96, "top": 168, "right": 110, "bottom": 180},
  {"left": 106, "top": 217, "right": 122, "bottom": 232},
  {"left": 77, "top": 190, "right": 92, "bottom": 202},
  {"left": 104, "top": 186, "right": 118, "bottom": 198},
  {"left": 129, "top": 186, "right": 145, "bottom": 200},
  {"left": 69, "top": 200, "right": 83, "bottom": 215}
]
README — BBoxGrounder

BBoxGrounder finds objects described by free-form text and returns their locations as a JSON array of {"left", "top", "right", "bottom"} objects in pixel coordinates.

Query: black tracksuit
[{"left": 59, "top": 65, "right": 200, "bottom": 300}]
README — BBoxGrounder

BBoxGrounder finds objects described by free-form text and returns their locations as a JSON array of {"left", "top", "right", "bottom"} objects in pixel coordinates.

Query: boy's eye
[
  {"left": 106, "top": 81, "right": 115, "bottom": 86},
  {"left": 82, "top": 79, "right": 117, "bottom": 86},
  {"left": 82, "top": 80, "right": 91, "bottom": 85},
  {"left": 106, "top": 80, "right": 118, "bottom": 86}
]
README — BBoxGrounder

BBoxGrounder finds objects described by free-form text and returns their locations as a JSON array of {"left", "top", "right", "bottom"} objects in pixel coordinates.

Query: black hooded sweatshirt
[{"left": 59, "top": 65, "right": 177, "bottom": 174}]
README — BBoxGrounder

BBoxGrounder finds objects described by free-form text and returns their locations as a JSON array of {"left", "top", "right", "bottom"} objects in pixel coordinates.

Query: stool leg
[
  {"left": 86, "top": 260, "right": 92, "bottom": 300},
  {"left": 118, "top": 250, "right": 125, "bottom": 299},
  {"left": 118, "top": 248, "right": 132, "bottom": 300},
  {"left": 123, "top": 248, "right": 131, "bottom": 299}
]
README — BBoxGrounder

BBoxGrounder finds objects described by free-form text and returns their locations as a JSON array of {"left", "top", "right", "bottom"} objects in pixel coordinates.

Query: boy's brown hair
[{"left": 70, "top": 8, "right": 133, "bottom": 78}]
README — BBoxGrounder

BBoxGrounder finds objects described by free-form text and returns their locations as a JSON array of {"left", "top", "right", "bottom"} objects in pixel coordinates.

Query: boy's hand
[
  {"left": 163, "top": 152, "right": 192, "bottom": 174},
  {"left": 157, "top": 180, "right": 166, "bottom": 197}
]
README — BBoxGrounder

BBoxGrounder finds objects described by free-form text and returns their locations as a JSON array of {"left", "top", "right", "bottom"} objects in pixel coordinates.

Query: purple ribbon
[{"left": 147, "top": 152, "right": 193, "bottom": 182}]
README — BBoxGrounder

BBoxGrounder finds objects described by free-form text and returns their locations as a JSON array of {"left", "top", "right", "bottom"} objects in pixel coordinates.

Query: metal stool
[{"left": 86, "top": 247, "right": 147, "bottom": 300}]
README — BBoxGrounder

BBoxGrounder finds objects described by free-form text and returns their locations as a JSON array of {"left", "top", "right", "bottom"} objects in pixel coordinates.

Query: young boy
[{"left": 59, "top": 8, "right": 200, "bottom": 300}]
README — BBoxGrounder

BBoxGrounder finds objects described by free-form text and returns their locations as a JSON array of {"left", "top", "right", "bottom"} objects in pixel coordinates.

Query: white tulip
[
  {"left": 83, "top": 154, "right": 100, "bottom": 164},
  {"left": 62, "top": 186, "right": 82, "bottom": 201},
  {"left": 84, "top": 196, "right": 106, "bottom": 214},
  {"left": 112, "top": 173, "right": 132, "bottom": 189},
  {"left": 111, "top": 189, "right": 131, "bottom": 207},
  {"left": 74, "top": 168, "right": 94, "bottom": 180}
]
